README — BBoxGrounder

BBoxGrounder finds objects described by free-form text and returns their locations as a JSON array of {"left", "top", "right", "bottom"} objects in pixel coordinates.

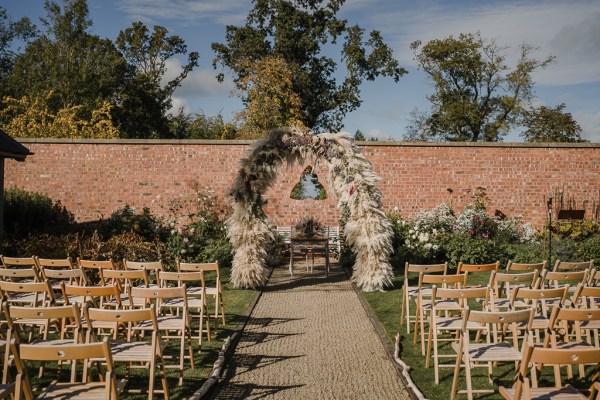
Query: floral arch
[{"left": 226, "top": 126, "right": 394, "bottom": 292}]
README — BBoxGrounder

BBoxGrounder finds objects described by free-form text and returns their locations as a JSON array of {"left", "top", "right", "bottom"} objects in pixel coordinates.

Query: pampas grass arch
[{"left": 226, "top": 126, "right": 394, "bottom": 292}]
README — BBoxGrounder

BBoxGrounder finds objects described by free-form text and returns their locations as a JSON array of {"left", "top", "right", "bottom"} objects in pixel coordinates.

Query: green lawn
[{"left": 361, "top": 269, "right": 596, "bottom": 400}]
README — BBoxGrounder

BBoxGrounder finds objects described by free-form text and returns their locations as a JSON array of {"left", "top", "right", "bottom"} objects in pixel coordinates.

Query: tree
[
  {"left": 212, "top": 0, "right": 406, "bottom": 132},
  {"left": 5, "top": 0, "right": 127, "bottom": 118},
  {"left": 521, "top": 103, "right": 587, "bottom": 143},
  {"left": 0, "top": 7, "right": 37, "bottom": 89},
  {"left": 234, "top": 55, "right": 304, "bottom": 139},
  {"left": 167, "top": 109, "right": 237, "bottom": 139},
  {"left": 114, "top": 21, "right": 199, "bottom": 138},
  {"left": 407, "top": 32, "right": 555, "bottom": 142}
]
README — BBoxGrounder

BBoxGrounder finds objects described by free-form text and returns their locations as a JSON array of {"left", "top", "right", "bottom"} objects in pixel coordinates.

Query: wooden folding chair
[
  {"left": 100, "top": 268, "right": 149, "bottom": 308},
  {"left": 542, "top": 269, "right": 590, "bottom": 291},
  {"left": 426, "top": 285, "right": 490, "bottom": 384},
  {"left": 3, "top": 303, "right": 84, "bottom": 383},
  {"left": 488, "top": 270, "right": 540, "bottom": 311},
  {"left": 509, "top": 286, "right": 568, "bottom": 344},
  {"left": 457, "top": 262, "right": 500, "bottom": 287},
  {"left": 542, "top": 305, "right": 600, "bottom": 384},
  {"left": 0, "top": 256, "right": 37, "bottom": 272},
  {"left": 35, "top": 257, "right": 75, "bottom": 273},
  {"left": 42, "top": 269, "right": 87, "bottom": 304},
  {"left": 123, "top": 259, "right": 163, "bottom": 287},
  {"left": 130, "top": 286, "right": 195, "bottom": 385},
  {"left": 400, "top": 262, "right": 448, "bottom": 334},
  {"left": 499, "top": 339, "right": 600, "bottom": 400},
  {"left": 414, "top": 273, "right": 467, "bottom": 355},
  {"left": 158, "top": 271, "right": 210, "bottom": 345},
  {"left": 85, "top": 305, "right": 168, "bottom": 400},
  {"left": 505, "top": 261, "right": 546, "bottom": 273},
  {"left": 552, "top": 259, "right": 593, "bottom": 272},
  {"left": 11, "top": 337, "right": 124, "bottom": 400},
  {"left": 0, "top": 269, "right": 42, "bottom": 307},
  {"left": 77, "top": 258, "right": 117, "bottom": 285},
  {"left": 177, "top": 261, "right": 226, "bottom": 328},
  {"left": 61, "top": 284, "right": 122, "bottom": 310},
  {"left": 0, "top": 280, "right": 54, "bottom": 308},
  {"left": 451, "top": 307, "right": 535, "bottom": 400}
]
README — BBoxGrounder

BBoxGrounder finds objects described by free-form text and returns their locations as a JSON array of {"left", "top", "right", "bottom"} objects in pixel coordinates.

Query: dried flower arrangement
[{"left": 293, "top": 216, "right": 325, "bottom": 238}]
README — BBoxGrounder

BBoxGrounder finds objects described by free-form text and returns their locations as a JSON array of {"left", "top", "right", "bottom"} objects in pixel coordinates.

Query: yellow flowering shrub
[{"left": 0, "top": 92, "right": 119, "bottom": 139}]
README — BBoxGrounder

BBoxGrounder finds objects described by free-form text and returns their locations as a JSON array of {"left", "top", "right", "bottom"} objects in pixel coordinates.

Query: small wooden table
[{"left": 288, "top": 237, "right": 330, "bottom": 276}]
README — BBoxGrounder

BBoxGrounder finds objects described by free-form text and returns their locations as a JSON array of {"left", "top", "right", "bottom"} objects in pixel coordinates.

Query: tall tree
[
  {"left": 5, "top": 0, "right": 127, "bottom": 118},
  {"left": 521, "top": 103, "right": 587, "bottom": 143},
  {"left": 0, "top": 7, "right": 37, "bottom": 90},
  {"left": 407, "top": 32, "right": 554, "bottom": 142},
  {"left": 212, "top": 0, "right": 406, "bottom": 132},
  {"left": 234, "top": 55, "right": 305, "bottom": 139},
  {"left": 114, "top": 22, "right": 199, "bottom": 138}
]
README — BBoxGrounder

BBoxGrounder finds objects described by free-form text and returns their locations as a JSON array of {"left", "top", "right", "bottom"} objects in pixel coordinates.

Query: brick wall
[{"left": 5, "top": 139, "right": 600, "bottom": 229}]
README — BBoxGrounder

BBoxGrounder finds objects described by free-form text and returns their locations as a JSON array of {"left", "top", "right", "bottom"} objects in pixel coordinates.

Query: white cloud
[
  {"left": 163, "top": 59, "right": 233, "bottom": 97},
  {"left": 366, "top": 128, "right": 397, "bottom": 141},
  {"left": 574, "top": 110, "right": 600, "bottom": 143},
  {"left": 116, "top": 0, "right": 248, "bottom": 26}
]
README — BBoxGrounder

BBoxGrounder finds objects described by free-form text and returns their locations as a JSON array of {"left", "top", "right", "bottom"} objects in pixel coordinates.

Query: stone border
[
  {"left": 15, "top": 137, "right": 599, "bottom": 148},
  {"left": 347, "top": 266, "right": 426, "bottom": 400},
  {"left": 188, "top": 267, "right": 274, "bottom": 399}
]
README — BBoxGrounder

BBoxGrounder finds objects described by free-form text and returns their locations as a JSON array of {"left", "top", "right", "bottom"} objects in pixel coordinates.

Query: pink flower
[{"left": 483, "top": 231, "right": 489, "bottom": 238}]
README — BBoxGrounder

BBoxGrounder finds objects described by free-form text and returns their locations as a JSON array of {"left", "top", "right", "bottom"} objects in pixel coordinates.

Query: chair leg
[{"left": 450, "top": 341, "right": 463, "bottom": 400}]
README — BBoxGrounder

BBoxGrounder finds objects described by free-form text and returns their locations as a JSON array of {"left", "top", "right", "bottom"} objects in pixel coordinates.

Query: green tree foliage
[
  {"left": 0, "top": 7, "right": 37, "bottom": 90},
  {"left": 114, "top": 21, "right": 199, "bottom": 138},
  {"left": 521, "top": 103, "right": 587, "bottom": 143},
  {"left": 167, "top": 109, "right": 237, "bottom": 139},
  {"left": 212, "top": 0, "right": 406, "bottom": 132},
  {"left": 407, "top": 32, "right": 555, "bottom": 142},
  {"left": 5, "top": 0, "right": 127, "bottom": 119}
]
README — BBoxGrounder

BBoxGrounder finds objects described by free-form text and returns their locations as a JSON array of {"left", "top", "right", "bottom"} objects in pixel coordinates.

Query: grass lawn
[
  {"left": 361, "top": 269, "right": 596, "bottom": 400},
  {"left": 11, "top": 265, "right": 257, "bottom": 400}
]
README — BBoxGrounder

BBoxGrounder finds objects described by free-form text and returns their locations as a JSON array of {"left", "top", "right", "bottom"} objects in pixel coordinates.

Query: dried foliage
[{"left": 227, "top": 126, "right": 393, "bottom": 291}]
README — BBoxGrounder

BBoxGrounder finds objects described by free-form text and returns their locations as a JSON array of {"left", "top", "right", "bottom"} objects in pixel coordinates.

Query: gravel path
[{"left": 209, "top": 265, "right": 410, "bottom": 400}]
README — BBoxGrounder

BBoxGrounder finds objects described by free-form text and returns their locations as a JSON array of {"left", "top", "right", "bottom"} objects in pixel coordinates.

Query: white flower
[
  {"left": 190, "top": 227, "right": 195, "bottom": 234},
  {"left": 170, "top": 229, "right": 176, "bottom": 235},
  {"left": 393, "top": 206, "right": 399, "bottom": 212},
  {"left": 424, "top": 243, "right": 432, "bottom": 250},
  {"left": 183, "top": 237, "right": 189, "bottom": 243},
  {"left": 409, "top": 229, "right": 414, "bottom": 234},
  {"left": 405, "top": 239, "right": 410, "bottom": 246},
  {"left": 432, "top": 244, "right": 439, "bottom": 250},
  {"left": 180, "top": 249, "right": 187, "bottom": 254}
]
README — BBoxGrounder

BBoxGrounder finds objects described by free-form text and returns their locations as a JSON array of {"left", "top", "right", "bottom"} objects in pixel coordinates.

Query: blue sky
[{"left": 5, "top": 0, "right": 600, "bottom": 142}]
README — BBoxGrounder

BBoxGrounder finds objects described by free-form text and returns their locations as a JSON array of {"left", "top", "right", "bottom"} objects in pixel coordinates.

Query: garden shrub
[
  {"left": 3, "top": 187, "right": 74, "bottom": 236},
  {"left": 95, "top": 205, "right": 167, "bottom": 242}
]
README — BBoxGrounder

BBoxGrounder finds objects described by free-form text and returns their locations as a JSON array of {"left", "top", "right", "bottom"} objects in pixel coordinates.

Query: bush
[
  {"left": 3, "top": 187, "right": 74, "bottom": 236},
  {"left": 95, "top": 205, "right": 167, "bottom": 242}
]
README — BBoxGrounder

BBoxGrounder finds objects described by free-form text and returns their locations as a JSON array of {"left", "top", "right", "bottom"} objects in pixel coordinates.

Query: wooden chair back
[
  {"left": 0, "top": 256, "right": 37, "bottom": 270},
  {"left": 42, "top": 268, "right": 87, "bottom": 286},
  {"left": 77, "top": 258, "right": 117, "bottom": 270},
  {"left": 100, "top": 268, "right": 149, "bottom": 289},
  {"left": 61, "top": 284, "right": 121, "bottom": 308},
  {"left": 457, "top": 261, "right": 500, "bottom": 274},
  {"left": 552, "top": 259, "right": 593, "bottom": 272},
  {"left": 405, "top": 262, "right": 447, "bottom": 282},
  {"left": 542, "top": 269, "right": 589, "bottom": 289},
  {"left": 5, "top": 303, "right": 83, "bottom": 341},
  {"left": 0, "top": 267, "right": 40, "bottom": 283},
  {"left": 419, "top": 272, "right": 467, "bottom": 288},
  {"left": 571, "top": 283, "right": 600, "bottom": 309},
  {"left": 123, "top": 260, "right": 163, "bottom": 272},
  {"left": 0, "top": 280, "right": 54, "bottom": 306},
  {"left": 505, "top": 260, "right": 546, "bottom": 272},
  {"left": 35, "top": 257, "right": 74, "bottom": 270}
]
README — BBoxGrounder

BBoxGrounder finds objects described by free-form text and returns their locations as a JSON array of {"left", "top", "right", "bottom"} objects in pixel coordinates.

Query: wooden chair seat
[
  {"left": 96, "top": 340, "right": 166, "bottom": 363},
  {"left": 161, "top": 297, "right": 204, "bottom": 309},
  {"left": 499, "top": 384, "right": 587, "bottom": 400},
  {"left": 34, "top": 380, "right": 127, "bottom": 399},
  {"left": 451, "top": 341, "right": 522, "bottom": 362},
  {"left": 435, "top": 317, "right": 484, "bottom": 330},
  {"left": 422, "top": 299, "right": 462, "bottom": 311}
]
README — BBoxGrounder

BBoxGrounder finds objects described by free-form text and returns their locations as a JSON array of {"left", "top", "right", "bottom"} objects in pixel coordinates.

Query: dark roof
[{"left": 0, "top": 130, "right": 33, "bottom": 161}]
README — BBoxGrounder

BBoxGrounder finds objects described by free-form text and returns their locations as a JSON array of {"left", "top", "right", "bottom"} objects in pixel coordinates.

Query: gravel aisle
[{"left": 210, "top": 266, "right": 410, "bottom": 400}]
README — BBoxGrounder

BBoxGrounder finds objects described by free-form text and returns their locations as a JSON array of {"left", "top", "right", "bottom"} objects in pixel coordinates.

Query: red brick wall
[{"left": 5, "top": 139, "right": 600, "bottom": 229}]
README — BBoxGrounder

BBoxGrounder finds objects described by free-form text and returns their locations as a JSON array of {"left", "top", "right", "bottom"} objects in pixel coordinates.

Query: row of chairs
[{"left": 0, "top": 256, "right": 226, "bottom": 328}]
